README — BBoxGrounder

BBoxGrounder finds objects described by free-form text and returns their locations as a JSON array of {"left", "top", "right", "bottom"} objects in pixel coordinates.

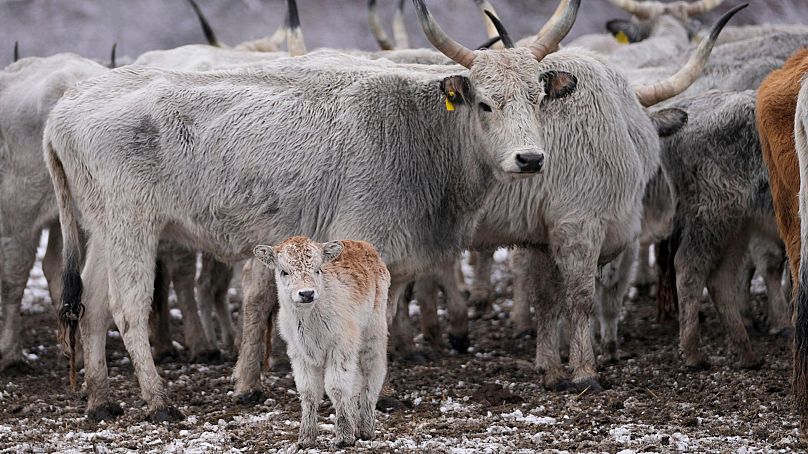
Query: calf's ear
[
  {"left": 253, "top": 245, "right": 276, "bottom": 268},
  {"left": 322, "top": 241, "right": 344, "bottom": 263},
  {"left": 650, "top": 108, "right": 688, "bottom": 138},
  {"left": 539, "top": 71, "right": 578, "bottom": 100}
]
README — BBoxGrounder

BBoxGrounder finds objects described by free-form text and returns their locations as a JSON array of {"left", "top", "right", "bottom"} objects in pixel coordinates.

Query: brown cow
[{"left": 756, "top": 47, "right": 808, "bottom": 439}]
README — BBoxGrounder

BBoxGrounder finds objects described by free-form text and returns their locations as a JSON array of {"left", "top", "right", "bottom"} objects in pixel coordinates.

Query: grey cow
[{"left": 44, "top": 0, "right": 586, "bottom": 421}]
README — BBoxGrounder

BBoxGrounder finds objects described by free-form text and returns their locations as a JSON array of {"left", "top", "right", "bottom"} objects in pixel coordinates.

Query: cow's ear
[
  {"left": 650, "top": 108, "right": 688, "bottom": 138},
  {"left": 539, "top": 71, "right": 577, "bottom": 100},
  {"left": 253, "top": 245, "right": 276, "bottom": 268},
  {"left": 440, "top": 76, "right": 474, "bottom": 110},
  {"left": 322, "top": 241, "right": 343, "bottom": 263},
  {"left": 606, "top": 19, "right": 648, "bottom": 44}
]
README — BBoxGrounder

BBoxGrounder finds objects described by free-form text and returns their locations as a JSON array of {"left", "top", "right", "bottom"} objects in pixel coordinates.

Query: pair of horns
[
  {"left": 609, "top": 0, "right": 724, "bottom": 19},
  {"left": 412, "top": 0, "right": 580, "bottom": 68}
]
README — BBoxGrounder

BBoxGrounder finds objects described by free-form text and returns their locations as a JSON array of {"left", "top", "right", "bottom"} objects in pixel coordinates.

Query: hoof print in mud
[
  {"left": 88, "top": 403, "right": 124, "bottom": 422},
  {"left": 235, "top": 389, "right": 266, "bottom": 406},
  {"left": 448, "top": 334, "right": 470, "bottom": 353},
  {"left": 148, "top": 406, "right": 184, "bottom": 423}
]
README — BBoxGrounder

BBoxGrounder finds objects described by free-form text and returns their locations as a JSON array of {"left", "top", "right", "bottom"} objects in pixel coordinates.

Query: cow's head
[
  {"left": 414, "top": 0, "right": 579, "bottom": 181},
  {"left": 606, "top": 0, "right": 723, "bottom": 42},
  {"left": 253, "top": 236, "right": 343, "bottom": 308}
]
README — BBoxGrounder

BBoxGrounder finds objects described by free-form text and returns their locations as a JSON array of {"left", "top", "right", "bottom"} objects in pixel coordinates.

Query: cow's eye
[
  {"left": 479, "top": 102, "right": 492, "bottom": 112},
  {"left": 280, "top": 270, "right": 289, "bottom": 277},
  {"left": 315, "top": 269, "right": 321, "bottom": 275}
]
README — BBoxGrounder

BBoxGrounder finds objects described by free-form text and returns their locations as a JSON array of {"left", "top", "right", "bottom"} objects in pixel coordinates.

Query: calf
[{"left": 253, "top": 237, "right": 389, "bottom": 449}]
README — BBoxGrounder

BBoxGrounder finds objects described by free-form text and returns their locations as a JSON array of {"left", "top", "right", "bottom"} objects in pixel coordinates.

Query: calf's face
[{"left": 253, "top": 237, "right": 344, "bottom": 307}]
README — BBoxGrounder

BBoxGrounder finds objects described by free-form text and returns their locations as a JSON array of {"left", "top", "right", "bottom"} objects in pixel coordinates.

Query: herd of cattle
[{"left": 4, "top": 0, "right": 808, "bottom": 447}]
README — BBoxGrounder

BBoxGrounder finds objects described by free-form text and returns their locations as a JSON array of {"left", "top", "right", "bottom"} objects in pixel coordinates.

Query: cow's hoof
[
  {"left": 448, "top": 334, "right": 470, "bottom": 353},
  {"left": 0, "top": 359, "right": 34, "bottom": 376},
  {"left": 235, "top": 389, "right": 265, "bottom": 405},
  {"left": 148, "top": 405, "right": 184, "bottom": 423},
  {"left": 376, "top": 395, "right": 408, "bottom": 413},
  {"left": 332, "top": 437, "right": 356, "bottom": 449},
  {"left": 88, "top": 402, "right": 124, "bottom": 422},
  {"left": 545, "top": 379, "right": 574, "bottom": 392},
  {"left": 153, "top": 348, "right": 180, "bottom": 365},
  {"left": 191, "top": 349, "right": 222, "bottom": 364},
  {"left": 513, "top": 328, "right": 536, "bottom": 339},
  {"left": 573, "top": 378, "right": 603, "bottom": 394},
  {"left": 684, "top": 356, "right": 710, "bottom": 371}
]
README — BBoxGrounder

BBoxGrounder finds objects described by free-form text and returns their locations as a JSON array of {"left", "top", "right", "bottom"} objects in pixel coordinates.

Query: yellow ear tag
[
  {"left": 445, "top": 90, "right": 456, "bottom": 111},
  {"left": 615, "top": 31, "right": 630, "bottom": 45}
]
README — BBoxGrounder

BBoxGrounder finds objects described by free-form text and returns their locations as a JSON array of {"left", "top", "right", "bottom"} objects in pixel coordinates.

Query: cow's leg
[
  {"left": 676, "top": 219, "right": 722, "bottom": 369},
  {"left": 633, "top": 239, "right": 655, "bottom": 288},
  {"left": 42, "top": 223, "right": 63, "bottom": 307},
  {"left": 357, "top": 329, "right": 387, "bottom": 441},
  {"left": 268, "top": 317, "right": 290, "bottom": 372},
  {"left": 531, "top": 248, "right": 567, "bottom": 390},
  {"left": 212, "top": 260, "right": 236, "bottom": 351},
  {"left": 106, "top": 227, "right": 181, "bottom": 422},
  {"left": 434, "top": 262, "right": 469, "bottom": 352},
  {"left": 233, "top": 259, "right": 276, "bottom": 403},
  {"left": 0, "top": 230, "right": 40, "bottom": 371},
  {"left": 468, "top": 249, "right": 494, "bottom": 312},
  {"left": 82, "top": 236, "right": 121, "bottom": 421},
  {"left": 196, "top": 254, "right": 217, "bottom": 344},
  {"left": 389, "top": 283, "right": 419, "bottom": 360},
  {"left": 707, "top": 230, "right": 759, "bottom": 368},
  {"left": 597, "top": 240, "right": 638, "bottom": 364},
  {"left": 165, "top": 247, "right": 218, "bottom": 361},
  {"left": 414, "top": 277, "right": 442, "bottom": 349},
  {"left": 510, "top": 248, "right": 535, "bottom": 338},
  {"left": 149, "top": 255, "right": 175, "bottom": 363},
  {"left": 552, "top": 225, "right": 602, "bottom": 391},
  {"left": 325, "top": 349, "right": 358, "bottom": 448},
  {"left": 752, "top": 237, "right": 791, "bottom": 336}
]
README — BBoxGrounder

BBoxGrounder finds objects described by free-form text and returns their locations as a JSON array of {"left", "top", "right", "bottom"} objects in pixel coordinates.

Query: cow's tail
[
  {"left": 45, "top": 139, "right": 84, "bottom": 391},
  {"left": 794, "top": 86, "right": 808, "bottom": 438}
]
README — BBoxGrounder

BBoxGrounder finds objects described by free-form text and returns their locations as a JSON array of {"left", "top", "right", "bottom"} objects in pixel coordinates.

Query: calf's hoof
[
  {"left": 191, "top": 349, "right": 222, "bottom": 364},
  {"left": 573, "top": 378, "right": 603, "bottom": 394},
  {"left": 448, "top": 334, "right": 470, "bottom": 353},
  {"left": 235, "top": 389, "right": 265, "bottom": 405},
  {"left": 148, "top": 405, "right": 184, "bottom": 423},
  {"left": 88, "top": 402, "right": 124, "bottom": 422}
]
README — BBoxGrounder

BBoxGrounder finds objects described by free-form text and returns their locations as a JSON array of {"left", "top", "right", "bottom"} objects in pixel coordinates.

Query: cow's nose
[
  {"left": 298, "top": 290, "right": 315, "bottom": 303},
  {"left": 515, "top": 152, "right": 544, "bottom": 173}
]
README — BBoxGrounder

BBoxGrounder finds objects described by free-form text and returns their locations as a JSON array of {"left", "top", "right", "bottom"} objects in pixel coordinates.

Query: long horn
[
  {"left": 393, "top": 0, "right": 410, "bottom": 49},
  {"left": 536, "top": 0, "right": 565, "bottom": 40},
  {"left": 685, "top": 0, "right": 725, "bottom": 16},
  {"left": 528, "top": 0, "right": 580, "bottom": 62},
  {"left": 634, "top": 3, "right": 747, "bottom": 107},
  {"left": 607, "top": 0, "right": 659, "bottom": 20},
  {"left": 109, "top": 43, "right": 117, "bottom": 69},
  {"left": 267, "top": 10, "right": 290, "bottom": 50},
  {"left": 412, "top": 0, "right": 476, "bottom": 68},
  {"left": 286, "top": 0, "right": 307, "bottom": 56},
  {"left": 13, "top": 41, "right": 18, "bottom": 63},
  {"left": 185, "top": 0, "right": 220, "bottom": 46},
  {"left": 368, "top": 0, "right": 395, "bottom": 50},
  {"left": 484, "top": 11, "right": 513, "bottom": 48},
  {"left": 473, "top": 0, "right": 504, "bottom": 49},
  {"left": 477, "top": 35, "right": 502, "bottom": 50}
]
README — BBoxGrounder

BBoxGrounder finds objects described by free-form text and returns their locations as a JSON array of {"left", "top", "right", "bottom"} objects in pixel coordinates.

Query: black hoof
[
  {"left": 148, "top": 405, "right": 184, "bottom": 423},
  {"left": 0, "top": 360, "right": 35, "bottom": 377},
  {"left": 740, "top": 357, "right": 764, "bottom": 370},
  {"left": 573, "top": 378, "right": 603, "bottom": 394},
  {"left": 448, "top": 334, "right": 470, "bottom": 353},
  {"left": 191, "top": 349, "right": 222, "bottom": 364},
  {"left": 514, "top": 329, "right": 536, "bottom": 339},
  {"left": 235, "top": 389, "right": 266, "bottom": 405},
  {"left": 332, "top": 438, "right": 356, "bottom": 449},
  {"left": 376, "top": 395, "right": 409, "bottom": 413},
  {"left": 685, "top": 358, "right": 711, "bottom": 372},
  {"left": 153, "top": 348, "right": 180, "bottom": 365},
  {"left": 547, "top": 379, "right": 574, "bottom": 392},
  {"left": 88, "top": 402, "right": 124, "bottom": 422}
]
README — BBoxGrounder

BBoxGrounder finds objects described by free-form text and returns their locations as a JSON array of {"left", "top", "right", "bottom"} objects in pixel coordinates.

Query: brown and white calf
[{"left": 253, "top": 237, "right": 390, "bottom": 449}]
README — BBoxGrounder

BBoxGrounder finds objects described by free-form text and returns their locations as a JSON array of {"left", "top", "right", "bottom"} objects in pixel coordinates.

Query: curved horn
[
  {"left": 13, "top": 41, "right": 18, "bottom": 63},
  {"left": 412, "top": 0, "right": 476, "bottom": 68},
  {"left": 528, "top": 0, "right": 580, "bottom": 62},
  {"left": 474, "top": 0, "right": 504, "bottom": 49},
  {"left": 477, "top": 35, "right": 502, "bottom": 50},
  {"left": 267, "top": 10, "right": 290, "bottom": 50},
  {"left": 685, "top": 0, "right": 725, "bottom": 16},
  {"left": 109, "top": 43, "right": 117, "bottom": 69},
  {"left": 634, "top": 3, "right": 747, "bottom": 107},
  {"left": 286, "top": 0, "right": 307, "bottom": 56},
  {"left": 607, "top": 0, "right": 659, "bottom": 20},
  {"left": 368, "top": 0, "right": 395, "bottom": 50},
  {"left": 185, "top": 0, "right": 220, "bottom": 46},
  {"left": 393, "top": 0, "right": 410, "bottom": 49},
  {"left": 484, "top": 11, "right": 513, "bottom": 48}
]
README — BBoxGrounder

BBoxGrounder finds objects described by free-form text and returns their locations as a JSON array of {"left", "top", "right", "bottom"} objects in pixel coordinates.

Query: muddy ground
[{"left": 0, "top": 245, "right": 802, "bottom": 453}]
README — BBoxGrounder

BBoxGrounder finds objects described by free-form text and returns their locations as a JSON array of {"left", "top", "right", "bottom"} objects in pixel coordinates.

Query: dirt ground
[{"left": 0, "top": 246, "right": 802, "bottom": 453}]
